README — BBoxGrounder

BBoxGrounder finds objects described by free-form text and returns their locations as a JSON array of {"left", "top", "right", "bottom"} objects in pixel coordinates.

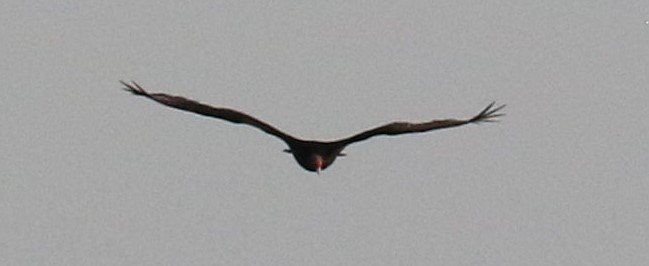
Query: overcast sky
[{"left": 2, "top": 1, "right": 648, "bottom": 265}]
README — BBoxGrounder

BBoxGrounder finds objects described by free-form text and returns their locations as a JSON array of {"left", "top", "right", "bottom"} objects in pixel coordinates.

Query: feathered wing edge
[
  {"left": 336, "top": 102, "right": 506, "bottom": 145},
  {"left": 121, "top": 81, "right": 298, "bottom": 144},
  {"left": 123, "top": 80, "right": 505, "bottom": 149},
  {"left": 468, "top": 101, "right": 506, "bottom": 123}
]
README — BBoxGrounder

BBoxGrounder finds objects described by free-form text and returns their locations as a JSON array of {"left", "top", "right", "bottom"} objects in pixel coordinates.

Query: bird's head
[{"left": 314, "top": 155, "right": 323, "bottom": 175}]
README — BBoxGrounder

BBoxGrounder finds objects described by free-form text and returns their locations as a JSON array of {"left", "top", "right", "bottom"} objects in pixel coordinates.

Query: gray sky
[{"left": 2, "top": 1, "right": 648, "bottom": 265}]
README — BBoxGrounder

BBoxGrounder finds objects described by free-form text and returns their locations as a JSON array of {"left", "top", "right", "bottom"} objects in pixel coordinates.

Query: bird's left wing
[
  {"left": 335, "top": 102, "right": 505, "bottom": 146},
  {"left": 121, "top": 81, "right": 297, "bottom": 143}
]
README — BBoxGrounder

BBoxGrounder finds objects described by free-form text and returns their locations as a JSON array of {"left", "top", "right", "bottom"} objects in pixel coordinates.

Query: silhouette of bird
[{"left": 122, "top": 81, "right": 505, "bottom": 174}]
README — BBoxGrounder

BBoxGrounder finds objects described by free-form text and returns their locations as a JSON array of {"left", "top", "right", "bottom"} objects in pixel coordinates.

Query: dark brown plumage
[{"left": 122, "top": 81, "right": 505, "bottom": 173}]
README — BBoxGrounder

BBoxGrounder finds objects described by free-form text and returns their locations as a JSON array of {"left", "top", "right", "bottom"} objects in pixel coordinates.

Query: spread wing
[
  {"left": 121, "top": 81, "right": 297, "bottom": 143},
  {"left": 336, "top": 102, "right": 505, "bottom": 145}
]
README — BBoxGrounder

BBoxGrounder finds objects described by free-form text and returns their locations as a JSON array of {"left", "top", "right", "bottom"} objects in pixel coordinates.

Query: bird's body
[
  {"left": 121, "top": 81, "right": 505, "bottom": 173},
  {"left": 284, "top": 140, "right": 346, "bottom": 173}
]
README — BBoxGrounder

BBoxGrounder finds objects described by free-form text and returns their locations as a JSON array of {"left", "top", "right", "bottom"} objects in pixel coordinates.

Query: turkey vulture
[{"left": 122, "top": 81, "right": 505, "bottom": 173}]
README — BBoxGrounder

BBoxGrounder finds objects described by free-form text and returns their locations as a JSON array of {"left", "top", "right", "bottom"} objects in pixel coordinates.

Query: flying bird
[{"left": 122, "top": 81, "right": 505, "bottom": 174}]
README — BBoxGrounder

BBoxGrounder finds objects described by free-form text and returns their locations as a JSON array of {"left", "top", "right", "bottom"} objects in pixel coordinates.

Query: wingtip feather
[
  {"left": 120, "top": 80, "right": 148, "bottom": 96},
  {"left": 470, "top": 102, "right": 506, "bottom": 123}
]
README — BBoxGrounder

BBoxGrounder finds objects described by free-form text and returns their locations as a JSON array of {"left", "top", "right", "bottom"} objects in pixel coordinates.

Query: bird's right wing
[
  {"left": 121, "top": 81, "right": 297, "bottom": 143},
  {"left": 336, "top": 102, "right": 505, "bottom": 145}
]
